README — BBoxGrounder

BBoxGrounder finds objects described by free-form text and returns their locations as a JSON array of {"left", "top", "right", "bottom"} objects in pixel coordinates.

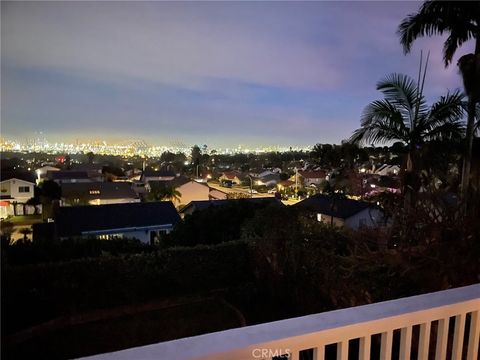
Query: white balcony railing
[{"left": 82, "top": 284, "right": 480, "bottom": 360}]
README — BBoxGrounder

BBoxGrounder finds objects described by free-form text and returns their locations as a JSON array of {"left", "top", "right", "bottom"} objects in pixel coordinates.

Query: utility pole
[{"left": 294, "top": 167, "right": 299, "bottom": 199}]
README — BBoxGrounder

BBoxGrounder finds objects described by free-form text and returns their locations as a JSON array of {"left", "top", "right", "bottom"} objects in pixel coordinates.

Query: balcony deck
[{"left": 82, "top": 284, "right": 480, "bottom": 360}]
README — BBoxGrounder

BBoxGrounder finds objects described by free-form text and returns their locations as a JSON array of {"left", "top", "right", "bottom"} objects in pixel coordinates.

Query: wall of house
[
  {"left": 89, "top": 198, "right": 141, "bottom": 206},
  {"left": 304, "top": 177, "right": 324, "bottom": 186},
  {"left": 81, "top": 228, "right": 173, "bottom": 244},
  {"left": 344, "top": 208, "right": 385, "bottom": 230},
  {"left": 0, "top": 179, "right": 34, "bottom": 203},
  {"left": 0, "top": 181, "right": 11, "bottom": 197},
  {"left": 54, "top": 179, "right": 92, "bottom": 184},
  {"left": 174, "top": 182, "right": 210, "bottom": 207}
]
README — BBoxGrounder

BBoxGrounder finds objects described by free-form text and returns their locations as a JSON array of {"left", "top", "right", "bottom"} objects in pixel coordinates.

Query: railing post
[
  {"left": 418, "top": 322, "right": 431, "bottom": 359},
  {"left": 435, "top": 318, "right": 449, "bottom": 360},
  {"left": 380, "top": 331, "right": 393, "bottom": 360},
  {"left": 452, "top": 313, "right": 466, "bottom": 360},
  {"left": 336, "top": 340, "right": 348, "bottom": 360},
  {"left": 399, "top": 326, "right": 412, "bottom": 360},
  {"left": 312, "top": 345, "right": 324, "bottom": 360},
  {"left": 467, "top": 311, "right": 479, "bottom": 360},
  {"left": 359, "top": 335, "right": 371, "bottom": 360}
]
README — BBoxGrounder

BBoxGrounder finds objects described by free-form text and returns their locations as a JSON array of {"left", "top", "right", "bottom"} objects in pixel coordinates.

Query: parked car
[{"left": 221, "top": 180, "right": 233, "bottom": 188}]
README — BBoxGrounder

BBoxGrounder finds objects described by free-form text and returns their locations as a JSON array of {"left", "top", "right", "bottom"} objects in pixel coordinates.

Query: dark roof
[
  {"left": 260, "top": 174, "right": 280, "bottom": 182},
  {"left": 72, "top": 163, "right": 103, "bottom": 171},
  {"left": 60, "top": 182, "right": 137, "bottom": 200},
  {"left": 0, "top": 170, "right": 36, "bottom": 183},
  {"left": 295, "top": 194, "right": 375, "bottom": 219},
  {"left": 48, "top": 171, "right": 90, "bottom": 180},
  {"left": 148, "top": 176, "right": 194, "bottom": 189},
  {"left": 54, "top": 201, "right": 180, "bottom": 237},
  {"left": 142, "top": 170, "right": 176, "bottom": 178},
  {"left": 180, "top": 197, "right": 281, "bottom": 214},
  {"left": 298, "top": 170, "right": 326, "bottom": 179}
]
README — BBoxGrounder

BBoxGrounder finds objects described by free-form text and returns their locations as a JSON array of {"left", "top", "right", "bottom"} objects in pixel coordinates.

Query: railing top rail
[{"left": 81, "top": 284, "right": 480, "bottom": 360}]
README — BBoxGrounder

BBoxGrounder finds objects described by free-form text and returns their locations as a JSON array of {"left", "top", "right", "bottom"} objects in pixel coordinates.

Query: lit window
[
  {"left": 89, "top": 190, "right": 100, "bottom": 195},
  {"left": 317, "top": 213, "right": 322, "bottom": 222}
]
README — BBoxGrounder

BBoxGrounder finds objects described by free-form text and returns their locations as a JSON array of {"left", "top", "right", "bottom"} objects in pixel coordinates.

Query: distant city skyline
[{"left": 1, "top": 1, "right": 475, "bottom": 147}]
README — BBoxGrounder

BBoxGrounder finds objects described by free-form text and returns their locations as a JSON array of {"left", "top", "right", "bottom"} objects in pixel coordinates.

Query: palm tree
[
  {"left": 161, "top": 186, "right": 182, "bottom": 203},
  {"left": 147, "top": 183, "right": 181, "bottom": 203},
  {"left": 398, "top": 0, "right": 480, "bottom": 193},
  {"left": 350, "top": 72, "right": 465, "bottom": 196}
]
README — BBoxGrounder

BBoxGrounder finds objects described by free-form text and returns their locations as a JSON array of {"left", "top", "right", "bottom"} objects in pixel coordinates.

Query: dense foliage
[{"left": 2, "top": 241, "right": 252, "bottom": 335}]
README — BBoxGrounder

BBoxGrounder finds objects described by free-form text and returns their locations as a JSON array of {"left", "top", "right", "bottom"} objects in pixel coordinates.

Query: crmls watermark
[{"left": 252, "top": 348, "right": 291, "bottom": 359}]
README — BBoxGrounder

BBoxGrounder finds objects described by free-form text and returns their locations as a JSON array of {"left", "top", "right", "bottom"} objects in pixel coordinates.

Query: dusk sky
[{"left": 1, "top": 1, "right": 475, "bottom": 148}]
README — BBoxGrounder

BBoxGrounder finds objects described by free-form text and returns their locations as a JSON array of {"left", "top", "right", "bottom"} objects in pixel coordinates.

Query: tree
[
  {"left": 191, "top": 145, "right": 202, "bottom": 166},
  {"left": 350, "top": 72, "right": 465, "bottom": 197},
  {"left": 147, "top": 183, "right": 181, "bottom": 203},
  {"left": 398, "top": 0, "right": 480, "bottom": 193},
  {"left": 39, "top": 180, "right": 61, "bottom": 220},
  {"left": 86, "top": 151, "right": 95, "bottom": 164}
]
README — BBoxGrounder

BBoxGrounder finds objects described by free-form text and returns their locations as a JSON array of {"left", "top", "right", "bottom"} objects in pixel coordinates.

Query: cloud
[
  {"left": 1, "top": 1, "right": 476, "bottom": 147},
  {"left": 2, "top": 2, "right": 343, "bottom": 91}
]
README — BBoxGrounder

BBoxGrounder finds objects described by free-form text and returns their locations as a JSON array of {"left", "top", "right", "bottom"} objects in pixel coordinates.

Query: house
[
  {"left": 208, "top": 188, "right": 228, "bottom": 200},
  {"left": 49, "top": 201, "right": 180, "bottom": 243},
  {"left": 72, "top": 163, "right": 104, "bottom": 181},
  {"left": 60, "top": 182, "right": 140, "bottom": 206},
  {"left": 141, "top": 170, "right": 176, "bottom": 183},
  {"left": 365, "top": 176, "right": 401, "bottom": 196},
  {"left": 295, "top": 194, "right": 385, "bottom": 230},
  {"left": 125, "top": 168, "right": 142, "bottom": 181},
  {"left": 256, "top": 173, "right": 281, "bottom": 187},
  {"left": 147, "top": 177, "right": 228, "bottom": 207},
  {"left": 293, "top": 170, "right": 327, "bottom": 187},
  {"left": 47, "top": 171, "right": 92, "bottom": 184},
  {"left": 219, "top": 171, "right": 242, "bottom": 185},
  {"left": 35, "top": 165, "right": 60, "bottom": 183},
  {"left": 374, "top": 164, "right": 400, "bottom": 176},
  {"left": 277, "top": 180, "right": 296, "bottom": 191},
  {"left": 0, "top": 171, "right": 37, "bottom": 217},
  {"left": 180, "top": 197, "right": 281, "bottom": 217}
]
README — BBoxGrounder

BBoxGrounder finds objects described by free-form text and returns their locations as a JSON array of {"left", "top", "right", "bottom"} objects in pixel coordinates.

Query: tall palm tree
[
  {"left": 398, "top": 0, "right": 480, "bottom": 193},
  {"left": 350, "top": 73, "right": 465, "bottom": 195}
]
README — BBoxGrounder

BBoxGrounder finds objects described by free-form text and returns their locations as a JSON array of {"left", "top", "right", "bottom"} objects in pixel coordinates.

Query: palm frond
[
  {"left": 422, "top": 90, "right": 465, "bottom": 131},
  {"left": 443, "top": 28, "right": 474, "bottom": 66},
  {"left": 422, "top": 121, "right": 465, "bottom": 142},
  {"left": 350, "top": 100, "right": 408, "bottom": 145},
  {"left": 398, "top": 0, "right": 479, "bottom": 65},
  {"left": 376, "top": 73, "right": 426, "bottom": 123},
  {"left": 398, "top": 2, "right": 445, "bottom": 54}
]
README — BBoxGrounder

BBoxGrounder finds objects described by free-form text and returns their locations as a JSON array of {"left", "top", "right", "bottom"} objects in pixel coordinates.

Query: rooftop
[
  {"left": 54, "top": 201, "right": 180, "bottom": 237},
  {"left": 295, "top": 194, "right": 376, "bottom": 219}
]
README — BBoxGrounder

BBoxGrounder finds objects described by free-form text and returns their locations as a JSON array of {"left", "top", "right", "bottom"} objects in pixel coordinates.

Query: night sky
[{"left": 1, "top": 1, "right": 474, "bottom": 148}]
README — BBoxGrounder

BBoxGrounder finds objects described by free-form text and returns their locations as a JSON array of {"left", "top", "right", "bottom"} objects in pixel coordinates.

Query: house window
[
  {"left": 18, "top": 186, "right": 30, "bottom": 193},
  {"left": 89, "top": 190, "right": 100, "bottom": 195},
  {"left": 317, "top": 213, "right": 323, "bottom": 222}
]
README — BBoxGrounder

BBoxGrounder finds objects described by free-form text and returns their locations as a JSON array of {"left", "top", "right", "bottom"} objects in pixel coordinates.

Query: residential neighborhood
[{"left": 2, "top": 1, "right": 479, "bottom": 359}]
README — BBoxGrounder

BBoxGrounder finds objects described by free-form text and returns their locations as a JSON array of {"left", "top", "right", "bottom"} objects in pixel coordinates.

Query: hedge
[{"left": 2, "top": 241, "right": 252, "bottom": 335}]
